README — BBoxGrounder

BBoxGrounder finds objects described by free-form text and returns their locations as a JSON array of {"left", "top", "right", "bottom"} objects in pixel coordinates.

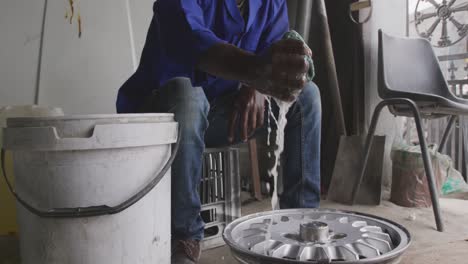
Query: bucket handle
[{"left": 0, "top": 129, "right": 181, "bottom": 218}]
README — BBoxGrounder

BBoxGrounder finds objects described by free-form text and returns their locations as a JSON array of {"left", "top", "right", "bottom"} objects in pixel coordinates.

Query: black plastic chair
[{"left": 352, "top": 30, "right": 468, "bottom": 232}]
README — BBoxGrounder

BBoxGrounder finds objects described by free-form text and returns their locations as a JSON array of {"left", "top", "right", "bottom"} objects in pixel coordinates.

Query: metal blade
[
  {"left": 324, "top": 245, "right": 359, "bottom": 261},
  {"left": 364, "top": 232, "right": 393, "bottom": 246},
  {"left": 352, "top": 221, "right": 368, "bottom": 228},
  {"left": 350, "top": 241, "right": 381, "bottom": 258},
  {"left": 360, "top": 225, "right": 383, "bottom": 233},
  {"left": 362, "top": 237, "right": 392, "bottom": 254},
  {"left": 338, "top": 216, "right": 349, "bottom": 224},
  {"left": 250, "top": 222, "right": 269, "bottom": 230},
  {"left": 251, "top": 240, "right": 283, "bottom": 255},
  {"left": 242, "top": 228, "right": 265, "bottom": 238},
  {"left": 271, "top": 244, "right": 301, "bottom": 260},
  {"left": 239, "top": 235, "right": 266, "bottom": 249}
]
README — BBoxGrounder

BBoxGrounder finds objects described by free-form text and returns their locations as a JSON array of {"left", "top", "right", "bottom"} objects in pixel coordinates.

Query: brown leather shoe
[{"left": 171, "top": 240, "right": 201, "bottom": 264}]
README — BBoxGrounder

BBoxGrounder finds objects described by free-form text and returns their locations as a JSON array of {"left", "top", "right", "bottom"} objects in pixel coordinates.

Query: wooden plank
[{"left": 248, "top": 139, "right": 262, "bottom": 201}]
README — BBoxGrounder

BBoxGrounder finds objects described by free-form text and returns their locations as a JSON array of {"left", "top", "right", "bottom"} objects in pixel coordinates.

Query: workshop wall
[
  {"left": 0, "top": 0, "right": 44, "bottom": 106},
  {"left": 0, "top": 0, "right": 154, "bottom": 114}
]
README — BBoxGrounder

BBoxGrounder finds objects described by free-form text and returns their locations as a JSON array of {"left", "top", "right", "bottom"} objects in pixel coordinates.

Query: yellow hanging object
[
  {"left": 0, "top": 150, "right": 16, "bottom": 235},
  {"left": 350, "top": 0, "right": 372, "bottom": 12},
  {"left": 349, "top": 0, "right": 373, "bottom": 25}
]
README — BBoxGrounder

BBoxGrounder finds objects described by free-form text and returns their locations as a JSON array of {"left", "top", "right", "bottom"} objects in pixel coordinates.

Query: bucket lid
[
  {"left": 3, "top": 114, "right": 177, "bottom": 151},
  {"left": 0, "top": 105, "right": 64, "bottom": 147}
]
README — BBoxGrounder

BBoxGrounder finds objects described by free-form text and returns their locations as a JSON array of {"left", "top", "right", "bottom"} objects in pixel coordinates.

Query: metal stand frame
[
  {"left": 438, "top": 115, "right": 458, "bottom": 153},
  {"left": 351, "top": 98, "right": 444, "bottom": 232}
]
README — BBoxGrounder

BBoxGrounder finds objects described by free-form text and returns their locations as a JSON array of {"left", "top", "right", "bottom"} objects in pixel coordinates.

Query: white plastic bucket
[
  {"left": 1, "top": 114, "right": 178, "bottom": 264},
  {"left": 0, "top": 105, "right": 64, "bottom": 235}
]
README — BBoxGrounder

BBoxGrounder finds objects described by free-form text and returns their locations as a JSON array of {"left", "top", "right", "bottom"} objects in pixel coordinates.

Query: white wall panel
[
  {"left": 128, "top": 0, "right": 155, "bottom": 65},
  {"left": 0, "top": 0, "right": 44, "bottom": 106},
  {"left": 37, "top": 0, "right": 136, "bottom": 114}
]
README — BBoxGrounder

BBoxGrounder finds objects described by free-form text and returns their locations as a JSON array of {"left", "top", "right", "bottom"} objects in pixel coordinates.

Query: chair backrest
[{"left": 378, "top": 30, "right": 456, "bottom": 102}]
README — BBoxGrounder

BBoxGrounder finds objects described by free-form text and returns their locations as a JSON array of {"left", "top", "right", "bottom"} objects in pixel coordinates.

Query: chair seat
[{"left": 382, "top": 93, "right": 468, "bottom": 119}]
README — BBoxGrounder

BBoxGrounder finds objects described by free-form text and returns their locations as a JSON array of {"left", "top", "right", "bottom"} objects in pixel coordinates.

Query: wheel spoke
[
  {"left": 426, "top": 0, "right": 441, "bottom": 8},
  {"left": 449, "top": 16, "right": 465, "bottom": 31},
  {"left": 417, "top": 11, "right": 438, "bottom": 22},
  {"left": 438, "top": 19, "right": 452, "bottom": 46},
  {"left": 423, "top": 18, "right": 441, "bottom": 38},
  {"left": 442, "top": 18, "right": 449, "bottom": 37},
  {"left": 451, "top": 2, "right": 468, "bottom": 12},
  {"left": 448, "top": 0, "right": 457, "bottom": 7}
]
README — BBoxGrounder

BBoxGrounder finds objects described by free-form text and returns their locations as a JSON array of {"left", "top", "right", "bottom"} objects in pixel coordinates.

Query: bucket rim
[{"left": 6, "top": 113, "right": 174, "bottom": 127}]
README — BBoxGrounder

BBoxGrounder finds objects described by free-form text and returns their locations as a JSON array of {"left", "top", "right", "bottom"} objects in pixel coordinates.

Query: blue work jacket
[{"left": 117, "top": 0, "right": 289, "bottom": 113}]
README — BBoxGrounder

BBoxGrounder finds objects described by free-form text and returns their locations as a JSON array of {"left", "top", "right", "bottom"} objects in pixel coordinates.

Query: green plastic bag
[
  {"left": 282, "top": 30, "right": 315, "bottom": 81},
  {"left": 442, "top": 166, "right": 468, "bottom": 195}
]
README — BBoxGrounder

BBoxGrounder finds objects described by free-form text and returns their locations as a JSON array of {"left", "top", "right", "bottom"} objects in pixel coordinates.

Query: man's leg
[
  {"left": 144, "top": 78, "right": 209, "bottom": 242},
  {"left": 203, "top": 82, "right": 321, "bottom": 208},
  {"left": 280, "top": 82, "right": 321, "bottom": 208}
]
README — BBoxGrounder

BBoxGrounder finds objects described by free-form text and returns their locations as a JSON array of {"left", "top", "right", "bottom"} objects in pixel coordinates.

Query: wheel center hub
[
  {"left": 438, "top": 5, "right": 451, "bottom": 19},
  {"left": 299, "top": 221, "right": 329, "bottom": 243}
]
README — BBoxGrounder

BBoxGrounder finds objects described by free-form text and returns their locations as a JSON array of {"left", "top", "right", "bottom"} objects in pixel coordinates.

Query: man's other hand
[{"left": 228, "top": 85, "right": 266, "bottom": 143}]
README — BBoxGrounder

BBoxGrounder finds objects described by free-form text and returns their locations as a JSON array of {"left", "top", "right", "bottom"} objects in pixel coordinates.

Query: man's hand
[
  {"left": 256, "top": 39, "right": 312, "bottom": 101},
  {"left": 228, "top": 85, "right": 266, "bottom": 143}
]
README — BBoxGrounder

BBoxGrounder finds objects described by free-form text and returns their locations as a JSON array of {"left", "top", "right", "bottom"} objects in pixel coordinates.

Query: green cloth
[{"left": 282, "top": 30, "right": 315, "bottom": 81}]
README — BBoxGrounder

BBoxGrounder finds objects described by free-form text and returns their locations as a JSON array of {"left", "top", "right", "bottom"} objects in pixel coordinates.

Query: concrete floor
[{"left": 2, "top": 195, "right": 468, "bottom": 264}]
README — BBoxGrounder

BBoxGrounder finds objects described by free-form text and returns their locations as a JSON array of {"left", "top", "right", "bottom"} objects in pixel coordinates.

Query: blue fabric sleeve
[
  {"left": 256, "top": 1, "right": 289, "bottom": 55},
  {"left": 157, "top": 0, "right": 226, "bottom": 66}
]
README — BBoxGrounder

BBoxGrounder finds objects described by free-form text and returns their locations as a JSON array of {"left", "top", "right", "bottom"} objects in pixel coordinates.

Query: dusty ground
[{"left": 1, "top": 195, "right": 467, "bottom": 264}]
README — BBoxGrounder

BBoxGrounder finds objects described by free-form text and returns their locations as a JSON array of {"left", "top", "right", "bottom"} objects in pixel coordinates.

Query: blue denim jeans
[{"left": 145, "top": 78, "right": 321, "bottom": 241}]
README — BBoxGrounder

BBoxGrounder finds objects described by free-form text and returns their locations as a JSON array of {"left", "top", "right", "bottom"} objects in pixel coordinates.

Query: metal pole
[
  {"left": 287, "top": 0, "right": 298, "bottom": 30},
  {"left": 438, "top": 115, "right": 457, "bottom": 153},
  {"left": 296, "top": 0, "right": 313, "bottom": 41}
]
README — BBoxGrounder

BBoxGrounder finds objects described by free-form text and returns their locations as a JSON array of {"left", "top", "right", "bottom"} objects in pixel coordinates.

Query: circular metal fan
[
  {"left": 415, "top": 0, "right": 468, "bottom": 47},
  {"left": 224, "top": 209, "right": 411, "bottom": 263}
]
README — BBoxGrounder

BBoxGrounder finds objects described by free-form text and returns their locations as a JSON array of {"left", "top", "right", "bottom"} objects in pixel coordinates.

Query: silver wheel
[
  {"left": 415, "top": 0, "right": 468, "bottom": 47},
  {"left": 223, "top": 209, "right": 411, "bottom": 263}
]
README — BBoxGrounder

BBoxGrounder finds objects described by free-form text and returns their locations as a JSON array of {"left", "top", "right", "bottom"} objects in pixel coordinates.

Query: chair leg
[
  {"left": 350, "top": 100, "right": 385, "bottom": 205},
  {"left": 351, "top": 98, "right": 444, "bottom": 232},
  {"left": 413, "top": 111, "right": 444, "bottom": 232},
  {"left": 438, "top": 115, "right": 457, "bottom": 153}
]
